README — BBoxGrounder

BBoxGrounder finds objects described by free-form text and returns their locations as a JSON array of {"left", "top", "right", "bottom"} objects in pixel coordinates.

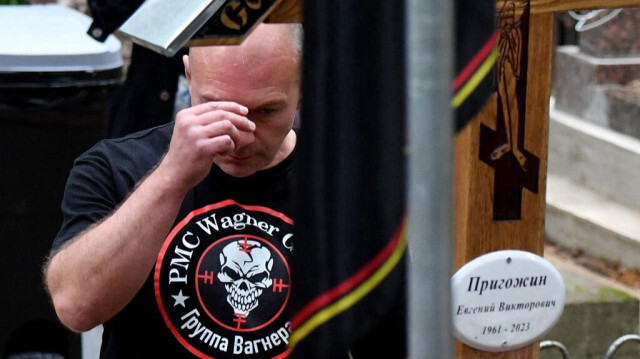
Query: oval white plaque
[{"left": 451, "top": 250, "right": 565, "bottom": 352}]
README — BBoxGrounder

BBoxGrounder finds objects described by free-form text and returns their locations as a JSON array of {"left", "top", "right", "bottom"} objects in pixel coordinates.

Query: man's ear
[{"left": 183, "top": 54, "right": 192, "bottom": 84}]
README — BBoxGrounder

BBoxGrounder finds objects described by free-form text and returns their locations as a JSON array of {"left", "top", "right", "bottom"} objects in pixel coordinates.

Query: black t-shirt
[{"left": 54, "top": 123, "right": 296, "bottom": 358}]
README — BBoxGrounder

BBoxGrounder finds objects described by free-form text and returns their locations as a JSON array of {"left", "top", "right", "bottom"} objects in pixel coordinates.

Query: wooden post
[
  {"left": 265, "top": 0, "right": 303, "bottom": 23},
  {"left": 454, "top": 0, "right": 640, "bottom": 358},
  {"left": 187, "top": 0, "right": 303, "bottom": 46}
]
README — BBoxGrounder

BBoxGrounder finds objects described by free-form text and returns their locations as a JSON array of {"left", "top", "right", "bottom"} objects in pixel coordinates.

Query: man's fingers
[
  {"left": 199, "top": 120, "right": 240, "bottom": 147},
  {"left": 197, "top": 110, "right": 255, "bottom": 133},
  {"left": 189, "top": 101, "right": 248, "bottom": 117},
  {"left": 235, "top": 129, "right": 256, "bottom": 149},
  {"left": 199, "top": 135, "right": 236, "bottom": 156},
  {"left": 184, "top": 102, "right": 255, "bottom": 133},
  {"left": 200, "top": 120, "right": 256, "bottom": 150},
  {"left": 172, "top": 100, "right": 256, "bottom": 155}
]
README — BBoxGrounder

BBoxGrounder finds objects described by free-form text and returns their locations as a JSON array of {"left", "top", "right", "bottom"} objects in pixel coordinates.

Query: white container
[{"left": 0, "top": 4, "right": 122, "bottom": 76}]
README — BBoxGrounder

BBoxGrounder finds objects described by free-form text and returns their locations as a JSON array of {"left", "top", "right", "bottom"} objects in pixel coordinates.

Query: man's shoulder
[
  {"left": 69, "top": 122, "right": 174, "bottom": 185},
  {"left": 82, "top": 122, "right": 174, "bottom": 163},
  {"left": 104, "top": 122, "right": 174, "bottom": 152}
]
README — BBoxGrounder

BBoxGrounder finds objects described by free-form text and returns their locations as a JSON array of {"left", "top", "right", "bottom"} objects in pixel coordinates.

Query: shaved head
[{"left": 187, "top": 23, "right": 302, "bottom": 80}]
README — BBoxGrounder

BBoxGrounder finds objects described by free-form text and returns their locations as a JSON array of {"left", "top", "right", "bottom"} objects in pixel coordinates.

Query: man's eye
[
  {"left": 259, "top": 108, "right": 276, "bottom": 115},
  {"left": 249, "top": 108, "right": 279, "bottom": 118}
]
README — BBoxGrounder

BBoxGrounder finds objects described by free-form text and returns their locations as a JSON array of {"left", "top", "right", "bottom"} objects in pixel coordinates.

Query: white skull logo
[{"left": 217, "top": 239, "right": 274, "bottom": 316}]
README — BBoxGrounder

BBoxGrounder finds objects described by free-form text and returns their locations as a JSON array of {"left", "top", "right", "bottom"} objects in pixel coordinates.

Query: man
[{"left": 44, "top": 23, "right": 301, "bottom": 358}]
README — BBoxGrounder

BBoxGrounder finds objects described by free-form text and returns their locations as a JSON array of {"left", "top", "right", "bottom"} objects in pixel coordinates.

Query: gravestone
[{"left": 553, "top": 8, "right": 640, "bottom": 139}]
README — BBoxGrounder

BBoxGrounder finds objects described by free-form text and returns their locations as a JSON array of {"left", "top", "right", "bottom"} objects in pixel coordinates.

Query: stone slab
[
  {"left": 606, "top": 85, "right": 640, "bottom": 139},
  {"left": 542, "top": 300, "right": 639, "bottom": 359},
  {"left": 541, "top": 255, "right": 640, "bottom": 359},
  {"left": 546, "top": 174, "right": 640, "bottom": 270},
  {"left": 548, "top": 102, "right": 640, "bottom": 211},
  {"left": 553, "top": 46, "right": 640, "bottom": 128}
]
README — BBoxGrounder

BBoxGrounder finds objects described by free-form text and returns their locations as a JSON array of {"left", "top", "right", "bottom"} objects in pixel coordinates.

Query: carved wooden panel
[{"left": 454, "top": 1, "right": 554, "bottom": 357}]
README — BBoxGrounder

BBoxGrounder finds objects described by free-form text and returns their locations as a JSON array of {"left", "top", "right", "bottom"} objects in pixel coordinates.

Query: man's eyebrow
[
  {"left": 252, "top": 99, "right": 287, "bottom": 109},
  {"left": 198, "top": 92, "right": 288, "bottom": 108},
  {"left": 201, "top": 94, "right": 221, "bottom": 102}
]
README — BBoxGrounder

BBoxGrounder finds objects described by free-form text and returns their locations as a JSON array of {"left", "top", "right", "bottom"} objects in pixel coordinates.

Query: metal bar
[
  {"left": 406, "top": 0, "right": 454, "bottom": 357},
  {"left": 540, "top": 340, "right": 571, "bottom": 359},
  {"left": 604, "top": 334, "right": 640, "bottom": 359},
  {"left": 118, "top": 0, "right": 224, "bottom": 56}
]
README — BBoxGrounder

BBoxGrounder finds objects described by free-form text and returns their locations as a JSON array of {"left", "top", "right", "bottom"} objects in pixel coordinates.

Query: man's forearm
[{"left": 45, "top": 162, "right": 188, "bottom": 332}]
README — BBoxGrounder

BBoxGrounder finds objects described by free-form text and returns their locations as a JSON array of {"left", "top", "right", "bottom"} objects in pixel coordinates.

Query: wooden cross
[{"left": 455, "top": 1, "right": 640, "bottom": 358}]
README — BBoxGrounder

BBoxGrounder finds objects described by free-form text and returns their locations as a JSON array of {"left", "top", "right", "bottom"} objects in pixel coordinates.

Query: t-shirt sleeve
[
  {"left": 52, "top": 144, "right": 122, "bottom": 250},
  {"left": 50, "top": 124, "right": 172, "bottom": 251}
]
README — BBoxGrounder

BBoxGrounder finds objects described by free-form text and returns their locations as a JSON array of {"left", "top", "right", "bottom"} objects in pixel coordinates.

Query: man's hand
[{"left": 160, "top": 101, "right": 256, "bottom": 192}]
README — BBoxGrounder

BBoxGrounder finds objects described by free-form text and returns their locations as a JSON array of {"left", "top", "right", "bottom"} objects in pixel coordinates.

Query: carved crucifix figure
[
  {"left": 479, "top": 0, "right": 539, "bottom": 221},
  {"left": 493, "top": 1, "right": 527, "bottom": 169}
]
